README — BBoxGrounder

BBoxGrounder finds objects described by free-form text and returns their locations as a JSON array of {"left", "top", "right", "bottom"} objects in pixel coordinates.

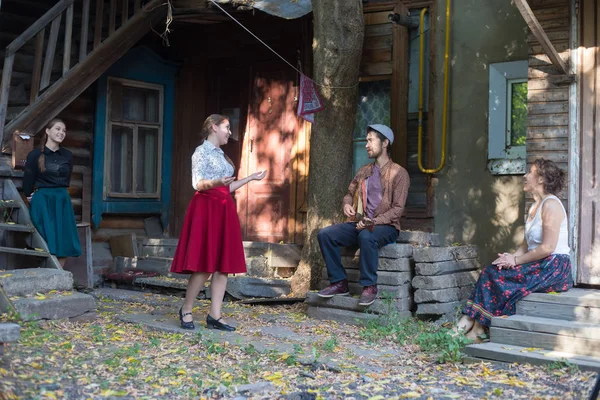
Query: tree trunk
[{"left": 291, "top": 0, "right": 364, "bottom": 296}]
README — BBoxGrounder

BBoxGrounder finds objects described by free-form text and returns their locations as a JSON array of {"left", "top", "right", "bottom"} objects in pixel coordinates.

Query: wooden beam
[
  {"left": 30, "top": 30, "right": 45, "bottom": 104},
  {"left": 94, "top": 0, "right": 105, "bottom": 49},
  {"left": 40, "top": 13, "right": 62, "bottom": 91},
  {"left": 390, "top": 1, "right": 409, "bottom": 167},
  {"left": 2, "top": 0, "right": 167, "bottom": 139},
  {"left": 63, "top": 4, "right": 74, "bottom": 74},
  {"left": 79, "top": 0, "right": 90, "bottom": 62},
  {"left": 514, "top": 0, "right": 568, "bottom": 74}
]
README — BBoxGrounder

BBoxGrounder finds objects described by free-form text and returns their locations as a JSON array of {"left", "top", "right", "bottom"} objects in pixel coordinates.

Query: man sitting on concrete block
[{"left": 317, "top": 124, "right": 410, "bottom": 306}]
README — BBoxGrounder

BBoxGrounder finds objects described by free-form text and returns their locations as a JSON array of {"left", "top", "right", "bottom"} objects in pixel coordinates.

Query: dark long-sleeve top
[{"left": 22, "top": 146, "right": 74, "bottom": 197}]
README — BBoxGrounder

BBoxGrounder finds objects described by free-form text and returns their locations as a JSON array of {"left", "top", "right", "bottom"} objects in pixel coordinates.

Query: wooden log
[
  {"left": 527, "top": 138, "right": 568, "bottom": 151},
  {"left": 30, "top": 30, "right": 45, "bottom": 104},
  {"left": 364, "top": 35, "right": 393, "bottom": 51},
  {"left": 361, "top": 49, "right": 393, "bottom": 63},
  {"left": 109, "top": 0, "right": 117, "bottom": 35},
  {"left": 364, "top": 11, "right": 391, "bottom": 25},
  {"left": 63, "top": 4, "right": 74, "bottom": 75},
  {"left": 528, "top": 113, "right": 568, "bottom": 127},
  {"left": 528, "top": 101, "right": 568, "bottom": 115},
  {"left": 365, "top": 23, "right": 393, "bottom": 37},
  {"left": 360, "top": 61, "right": 393, "bottom": 76},
  {"left": 94, "top": 0, "right": 105, "bottom": 49},
  {"left": 527, "top": 126, "right": 568, "bottom": 139},
  {"left": 80, "top": 0, "right": 90, "bottom": 62},
  {"left": 40, "top": 13, "right": 62, "bottom": 91},
  {"left": 528, "top": 88, "right": 568, "bottom": 102}
]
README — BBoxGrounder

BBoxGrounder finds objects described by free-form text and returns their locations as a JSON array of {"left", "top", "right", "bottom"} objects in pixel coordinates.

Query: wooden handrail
[{"left": 5, "top": 0, "right": 75, "bottom": 56}]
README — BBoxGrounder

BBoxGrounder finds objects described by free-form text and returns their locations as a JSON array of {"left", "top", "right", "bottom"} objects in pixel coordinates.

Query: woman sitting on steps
[{"left": 455, "top": 158, "right": 573, "bottom": 341}]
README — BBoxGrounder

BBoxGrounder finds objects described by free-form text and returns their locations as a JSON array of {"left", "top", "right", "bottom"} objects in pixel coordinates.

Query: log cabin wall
[{"left": 526, "top": 0, "right": 571, "bottom": 210}]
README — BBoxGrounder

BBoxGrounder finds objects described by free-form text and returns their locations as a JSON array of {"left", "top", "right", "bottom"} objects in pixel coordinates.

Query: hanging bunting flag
[{"left": 297, "top": 74, "right": 325, "bottom": 123}]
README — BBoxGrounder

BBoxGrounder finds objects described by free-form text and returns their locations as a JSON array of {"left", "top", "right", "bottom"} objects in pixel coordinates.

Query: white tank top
[{"left": 525, "top": 195, "right": 570, "bottom": 254}]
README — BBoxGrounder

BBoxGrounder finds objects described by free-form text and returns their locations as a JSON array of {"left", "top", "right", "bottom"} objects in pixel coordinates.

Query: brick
[
  {"left": 416, "top": 301, "right": 465, "bottom": 315},
  {"left": 412, "top": 270, "right": 480, "bottom": 290},
  {"left": 415, "top": 259, "right": 480, "bottom": 276},
  {"left": 414, "top": 286, "right": 474, "bottom": 303},
  {"left": 306, "top": 292, "right": 412, "bottom": 314},
  {"left": 321, "top": 268, "right": 411, "bottom": 286},
  {"left": 413, "top": 246, "right": 479, "bottom": 263},
  {"left": 341, "top": 256, "right": 413, "bottom": 272}
]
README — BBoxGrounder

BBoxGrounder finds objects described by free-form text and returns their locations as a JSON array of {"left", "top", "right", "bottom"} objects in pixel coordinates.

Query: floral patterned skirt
[{"left": 462, "top": 254, "right": 572, "bottom": 327}]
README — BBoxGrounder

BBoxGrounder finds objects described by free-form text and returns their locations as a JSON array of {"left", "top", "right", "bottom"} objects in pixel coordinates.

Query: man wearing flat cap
[{"left": 317, "top": 124, "right": 410, "bottom": 306}]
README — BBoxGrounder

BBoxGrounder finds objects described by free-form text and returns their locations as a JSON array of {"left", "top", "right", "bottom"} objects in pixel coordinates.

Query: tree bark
[{"left": 291, "top": 0, "right": 364, "bottom": 296}]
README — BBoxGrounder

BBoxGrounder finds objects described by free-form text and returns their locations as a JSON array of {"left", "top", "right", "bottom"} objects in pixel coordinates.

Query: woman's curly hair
[{"left": 534, "top": 158, "right": 566, "bottom": 195}]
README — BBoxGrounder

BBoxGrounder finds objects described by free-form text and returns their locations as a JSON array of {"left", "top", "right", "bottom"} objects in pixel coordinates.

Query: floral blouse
[{"left": 191, "top": 141, "right": 234, "bottom": 190}]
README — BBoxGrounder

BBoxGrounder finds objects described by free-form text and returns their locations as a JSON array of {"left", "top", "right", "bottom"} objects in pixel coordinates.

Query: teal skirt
[{"left": 30, "top": 187, "right": 82, "bottom": 258}]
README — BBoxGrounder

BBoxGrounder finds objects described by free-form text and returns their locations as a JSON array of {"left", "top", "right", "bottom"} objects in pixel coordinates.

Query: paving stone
[
  {"left": 307, "top": 306, "right": 411, "bottom": 326},
  {"left": 236, "top": 382, "right": 276, "bottom": 394},
  {"left": 340, "top": 244, "right": 414, "bottom": 259},
  {"left": 0, "top": 268, "right": 73, "bottom": 297},
  {"left": 320, "top": 281, "right": 411, "bottom": 299},
  {"left": 416, "top": 301, "right": 464, "bottom": 315},
  {"left": 413, "top": 246, "right": 479, "bottom": 263},
  {"left": 414, "top": 286, "right": 474, "bottom": 303},
  {"left": 0, "top": 323, "right": 20, "bottom": 343},
  {"left": 321, "top": 268, "right": 411, "bottom": 286},
  {"left": 14, "top": 292, "right": 96, "bottom": 321},
  {"left": 415, "top": 259, "right": 480, "bottom": 276},
  {"left": 341, "top": 256, "right": 413, "bottom": 272},
  {"left": 412, "top": 270, "right": 480, "bottom": 290},
  {"left": 306, "top": 292, "right": 412, "bottom": 314}
]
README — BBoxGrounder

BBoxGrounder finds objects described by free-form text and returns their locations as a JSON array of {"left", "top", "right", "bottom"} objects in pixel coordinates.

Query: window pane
[
  {"left": 110, "top": 125, "right": 134, "bottom": 193},
  {"left": 136, "top": 127, "right": 159, "bottom": 194},
  {"left": 122, "top": 86, "right": 159, "bottom": 123},
  {"left": 353, "top": 80, "right": 391, "bottom": 140},
  {"left": 510, "top": 82, "right": 527, "bottom": 147}
]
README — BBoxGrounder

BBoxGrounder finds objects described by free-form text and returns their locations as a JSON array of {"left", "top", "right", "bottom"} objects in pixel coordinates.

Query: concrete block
[
  {"left": 321, "top": 268, "right": 411, "bottom": 286},
  {"left": 320, "top": 281, "right": 412, "bottom": 299},
  {"left": 414, "top": 286, "right": 474, "bottom": 304},
  {"left": 14, "top": 292, "right": 96, "bottom": 321},
  {"left": 0, "top": 323, "right": 20, "bottom": 343},
  {"left": 341, "top": 256, "right": 413, "bottom": 272},
  {"left": 226, "top": 276, "right": 291, "bottom": 299},
  {"left": 0, "top": 268, "right": 73, "bottom": 297},
  {"left": 269, "top": 244, "right": 302, "bottom": 268},
  {"left": 306, "top": 292, "right": 412, "bottom": 314},
  {"left": 413, "top": 246, "right": 479, "bottom": 263},
  {"left": 242, "top": 241, "right": 271, "bottom": 257},
  {"left": 416, "top": 301, "right": 464, "bottom": 315},
  {"left": 397, "top": 231, "right": 442, "bottom": 247},
  {"left": 415, "top": 259, "right": 481, "bottom": 276},
  {"left": 412, "top": 270, "right": 480, "bottom": 290},
  {"left": 245, "top": 256, "right": 271, "bottom": 277},
  {"left": 340, "top": 243, "right": 414, "bottom": 259},
  {"left": 308, "top": 306, "right": 385, "bottom": 326}
]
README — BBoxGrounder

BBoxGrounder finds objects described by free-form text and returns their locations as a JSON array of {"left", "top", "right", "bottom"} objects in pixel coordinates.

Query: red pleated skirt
[{"left": 170, "top": 186, "right": 246, "bottom": 274}]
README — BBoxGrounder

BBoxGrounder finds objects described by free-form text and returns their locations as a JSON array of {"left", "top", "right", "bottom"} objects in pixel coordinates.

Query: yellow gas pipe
[{"left": 418, "top": 0, "right": 451, "bottom": 174}]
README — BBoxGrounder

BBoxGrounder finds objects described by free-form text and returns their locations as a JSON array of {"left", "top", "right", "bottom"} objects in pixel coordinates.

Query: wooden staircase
[
  {"left": 0, "top": 0, "right": 167, "bottom": 147},
  {"left": 464, "top": 289, "right": 600, "bottom": 371}
]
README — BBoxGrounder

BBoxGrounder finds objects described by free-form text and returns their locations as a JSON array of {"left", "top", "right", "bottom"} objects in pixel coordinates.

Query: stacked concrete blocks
[
  {"left": 308, "top": 243, "right": 415, "bottom": 325},
  {"left": 412, "top": 245, "right": 481, "bottom": 318}
]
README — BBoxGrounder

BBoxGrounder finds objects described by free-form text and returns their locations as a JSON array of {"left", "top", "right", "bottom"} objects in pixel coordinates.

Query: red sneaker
[
  {"left": 317, "top": 280, "right": 350, "bottom": 298},
  {"left": 358, "top": 285, "right": 378, "bottom": 306}
]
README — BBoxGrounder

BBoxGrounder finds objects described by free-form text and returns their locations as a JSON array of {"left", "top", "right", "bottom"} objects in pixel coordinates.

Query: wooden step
[
  {"left": 517, "top": 289, "right": 600, "bottom": 322},
  {"left": 463, "top": 342, "right": 600, "bottom": 372},
  {"left": 0, "top": 222, "right": 35, "bottom": 233},
  {"left": 0, "top": 247, "right": 50, "bottom": 257},
  {"left": 491, "top": 315, "right": 600, "bottom": 358}
]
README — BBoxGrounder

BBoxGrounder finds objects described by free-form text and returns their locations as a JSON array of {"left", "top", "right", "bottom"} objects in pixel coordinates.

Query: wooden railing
[{"left": 0, "top": 0, "right": 146, "bottom": 146}]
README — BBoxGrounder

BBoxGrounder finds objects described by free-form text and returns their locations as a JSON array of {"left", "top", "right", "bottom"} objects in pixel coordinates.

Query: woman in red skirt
[{"left": 172, "top": 114, "right": 266, "bottom": 331}]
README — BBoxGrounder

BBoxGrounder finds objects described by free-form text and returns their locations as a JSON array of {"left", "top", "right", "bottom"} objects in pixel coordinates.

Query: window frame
[
  {"left": 488, "top": 60, "right": 528, "bottom": 175},
  {"left": 104, "top": 77, "right": 164, "bottom": 199}
]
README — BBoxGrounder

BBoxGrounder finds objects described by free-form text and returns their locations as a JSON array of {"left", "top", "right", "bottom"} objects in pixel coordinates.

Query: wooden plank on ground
[{"left": 490, "top": 327, "right": 600, "bottom": 357}]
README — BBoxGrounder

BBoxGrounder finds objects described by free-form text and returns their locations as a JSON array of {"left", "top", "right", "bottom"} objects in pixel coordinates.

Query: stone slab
[
  {"left": 91, "top": 288, "right": 182, "bottom": 307},
  {"left": 396, "top": 231, "right": 442, "bottom": 247},
  {"left": 320, "top": 281, "right": 411, "bottom": 299},
  {"left": 0, "top": 268, "right": 73, "bottom": 297},
  {"left": 415, "top": 259, "right": 480, "bottom": 276},
  {"left": 305, "top": 292, "right": 412, "bottom": 314},
  {"left": 307, "top": 306, "right": 412, "bottom": 326},
  {"left": 413, "top": 246, "right": 479, "bottom": 263},
  {"left": 341, "top": 256, "right": 413, "bottom": 272},
  {"left": 412, "top": 270, "right": 480, "bottom": 290},
  {"left": 340, "top": 243, "right": 414, "bottom": 259},
  {"left": 226, "top": 276, "right": 291, "bottom": 299},
  {"left": 14, "top": 292, "right": 96, "bottom": 321},
  {"left": 414, "top": 286, "right": 474, "bottom": 304},
  {"left": 134, "top": 276, "right": 189, "bottom": 290},
  {"left": 321, "top": 268, "right": 411, "bottom": 286},
  {"left": 416, "top": 301, "right": 464, "bottom": 316},
  {"left": 0, "top": 323, "right": 20, "bottom": 342}
]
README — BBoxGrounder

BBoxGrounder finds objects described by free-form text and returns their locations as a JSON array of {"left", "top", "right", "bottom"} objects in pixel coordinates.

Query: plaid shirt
[{"left": 342, "top": 161, "right": 410, "bottom": 231}]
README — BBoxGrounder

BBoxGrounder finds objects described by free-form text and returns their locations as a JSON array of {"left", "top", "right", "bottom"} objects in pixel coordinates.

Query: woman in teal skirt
[{"left": 23, "top": 118, "right": 81, "bottom": 265}]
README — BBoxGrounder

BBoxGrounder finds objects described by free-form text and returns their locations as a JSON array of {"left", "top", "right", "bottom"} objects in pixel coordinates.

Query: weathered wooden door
[
  {"left": 237, "top": 63, "right": 299, "bottom": 243},
  {"left": 578, "top": 0, "right": 600, "bottom": 284}
]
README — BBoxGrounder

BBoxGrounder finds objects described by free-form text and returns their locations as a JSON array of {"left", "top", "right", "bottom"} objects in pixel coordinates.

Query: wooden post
[
  {"left": 0, "top": 54, "right": 15, "bottom": 146},
  {"left": 40, "top": 13, "right": 63, "bottom": 91},
  {"left": 514, "top": 0, "right": 568, "bottom": 74},
  {"left": 30, "top": 30, "right": 45, "bottom": 104},
  {"left": 122, "top": 0, "right": 129, "bottom": 26},
  {"left": 63, "top": 4, "right": 74, "bottom": 75},
  {"left": 80, "top": 0, "right": 90, "bottom": 62},
  {"left": 109, "top": 0, "right": 117, "bottom": 35},
  {"left": 94, "top": 0, "right": 105, "bottom": 49},
  {"left": 390, "top": 1, "right": 409, "bottom": 167}
]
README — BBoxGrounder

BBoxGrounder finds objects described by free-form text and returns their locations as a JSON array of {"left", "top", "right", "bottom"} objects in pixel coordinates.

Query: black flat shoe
[
  {"left": 179, "top": 307, "right": 195, "bottom": 330},
  {"left": 206, "top": 314, "right": 236, "bottom": 332}
]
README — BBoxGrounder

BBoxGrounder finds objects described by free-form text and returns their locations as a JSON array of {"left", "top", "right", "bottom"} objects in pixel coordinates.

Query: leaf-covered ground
[{"left": 0, "top": 289, "right": 596, "bottom": 399}]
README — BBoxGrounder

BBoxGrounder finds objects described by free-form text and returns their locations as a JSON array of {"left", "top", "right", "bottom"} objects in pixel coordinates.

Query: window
[
  {"left": 105, "top": 77, "right": 163, "bottom": 198},
  {"left": 488, "top": 60, "right": 528, "bottom": 175}
]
